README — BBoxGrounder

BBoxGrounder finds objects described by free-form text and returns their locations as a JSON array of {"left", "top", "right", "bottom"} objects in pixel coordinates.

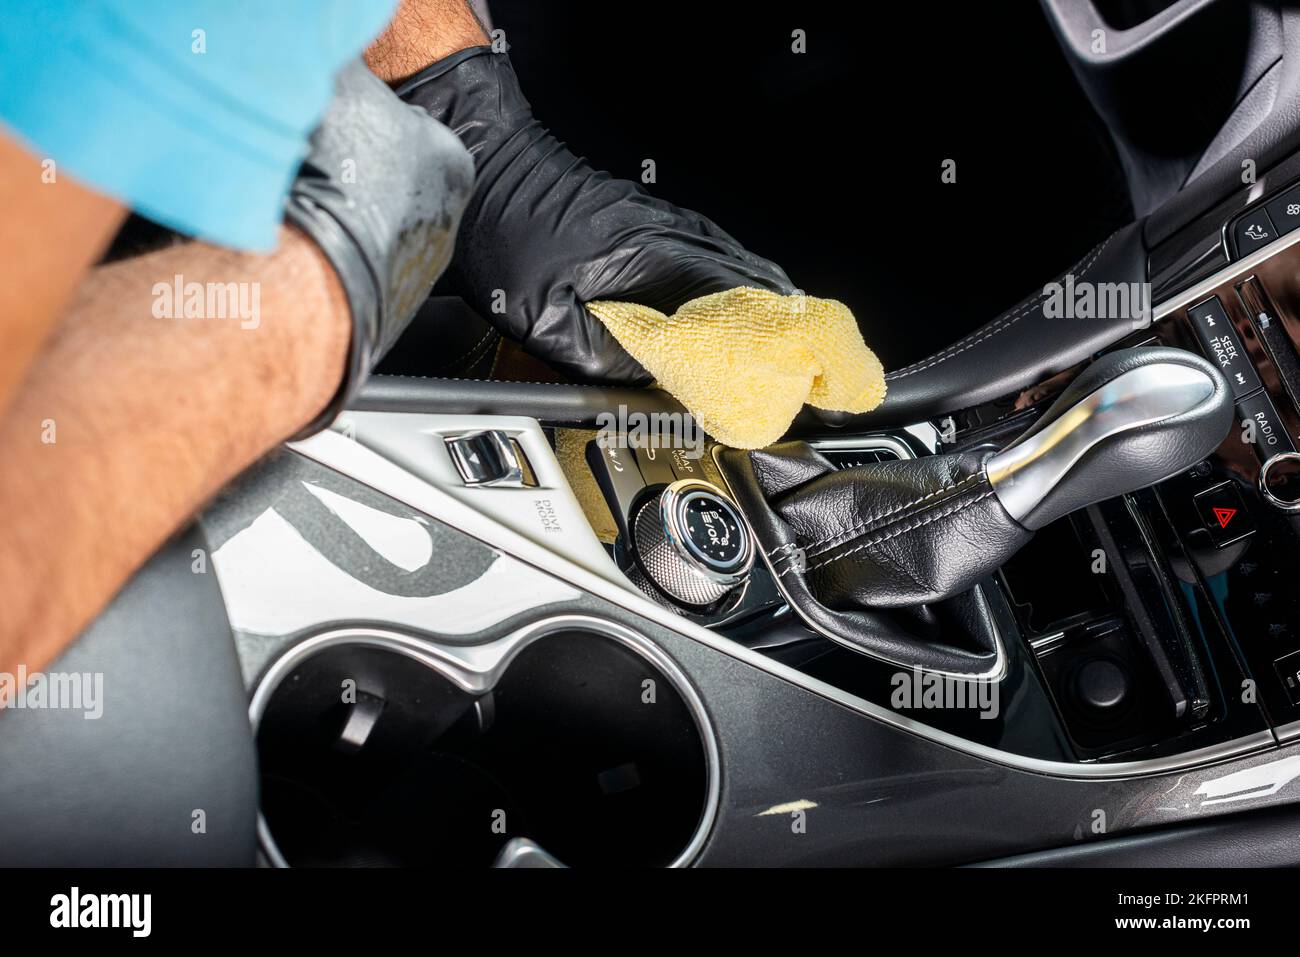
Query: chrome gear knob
[{"left": 987, "top": 347, "right": 1233, "bottom": 530}]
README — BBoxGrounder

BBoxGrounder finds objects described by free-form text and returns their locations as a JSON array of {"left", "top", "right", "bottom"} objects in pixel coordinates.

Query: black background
[
  {"left": 490, "top": 0, "right": 1133, "bottom": 370},
  {"left": 0, "top": 867, "right": 1272, "bottom": 942}
]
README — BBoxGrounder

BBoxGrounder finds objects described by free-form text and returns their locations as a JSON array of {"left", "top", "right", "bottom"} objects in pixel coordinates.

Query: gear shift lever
[
  {"left": 985, "top": 349, "right": 1229, "bottom": 529},
  {"left": 718, "top": 347, "right": 1233, "bottom": 674}
]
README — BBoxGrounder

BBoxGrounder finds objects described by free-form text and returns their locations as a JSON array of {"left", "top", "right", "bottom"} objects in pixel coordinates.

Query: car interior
[{"left": 8, "top": 0, "right": 1300, "bottom": 870}]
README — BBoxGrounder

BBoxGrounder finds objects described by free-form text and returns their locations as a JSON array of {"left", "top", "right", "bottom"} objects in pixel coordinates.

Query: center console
[
  {"left": 557, "top": 205, "right": 1300, "bottom": 771},
  {"left": 193, "top": 169, "right": 1300, "bottom": 867}
]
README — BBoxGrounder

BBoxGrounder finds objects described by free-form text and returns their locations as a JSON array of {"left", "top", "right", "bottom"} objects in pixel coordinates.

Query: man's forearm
[
  {"left": 0, "top": 133, "right": 125, "bottom": 417},
  {"left": 365, "top": 0, "right": 490, "bottom": 85},
  {"left": 0, "top": 227, "right": 350, "bottom": 674}
]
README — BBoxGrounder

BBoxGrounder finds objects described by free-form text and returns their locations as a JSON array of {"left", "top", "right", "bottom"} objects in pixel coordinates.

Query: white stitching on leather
[
  {"left": 885, "top": 234, "right": 1115, "bottom": 381},
  {"left": 770, "top": 541, "right": 807, "bottom": 578},
  {"left": 802, "top": 471, "right": 981, "bottom": 560},
  {"left": 807, "top": 489, "right": 995, "bottom": 573},
  {"left": 887, "top": 296, "right": 1045, "bottom": 380},
  {"left": 767, "top": 542, "right": 798, "bottom": 578},
  {"left": 887, "top": 234, "right": 1113, "bottom": 377}
]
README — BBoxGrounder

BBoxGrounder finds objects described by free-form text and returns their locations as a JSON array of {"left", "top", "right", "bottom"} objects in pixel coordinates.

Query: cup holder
[{"left": 251, "top": 617, "right": 718, "bottom": 868}]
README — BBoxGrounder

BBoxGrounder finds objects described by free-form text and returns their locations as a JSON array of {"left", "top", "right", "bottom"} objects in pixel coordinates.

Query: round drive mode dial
[{"left": 632, "top": 479, "right": 754, "bottom": 607}]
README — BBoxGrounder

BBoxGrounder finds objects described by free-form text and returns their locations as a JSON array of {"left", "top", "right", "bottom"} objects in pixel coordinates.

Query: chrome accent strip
[
  {"left": 291, "top": 425, "right": 1278, "bottom": 779},
  {"left": 493, "top": 837, "right": 565, "bottom": 868},
  {"left": 987, "top": 363, "right": 1218, "bottom": 523},
  {"left": 1029, "top": 631, "right": 1066, "bottom": 654},
  {"left": 1154, "top": 224, "right": 1300, "bottom": 321},
  {"left": 249, "top": 613, "right": 722, "bottom": 869},
  {"left": 809, "top": 434, "right": 915, "bottom": 461},
  {"left": 1274, "top": 718, "right": 1300, "bottom": 743}
]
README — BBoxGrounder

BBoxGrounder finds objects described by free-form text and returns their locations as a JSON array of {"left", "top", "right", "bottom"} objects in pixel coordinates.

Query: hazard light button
[{"left": 1193, "top": 482, "right": 1256, "bottom": 547}]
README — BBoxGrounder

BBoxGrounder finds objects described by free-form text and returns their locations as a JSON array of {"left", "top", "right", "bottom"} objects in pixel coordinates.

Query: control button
[
  {"left": 1264, "top": 183, "right": 1300, "bottom": 238},
  {"left": 1192, "top": 482, "right": 1256, "bottom": 547},
  {"left": 1234, "top": 207, "right": 1278, "bottom": 256},
  {"left": 631, "top": 479, "right": 753, "bottom": 608},
  {"left": 1073, "top": 659, "right": 1131, "bottom": 715},
  {"left": 1186, "top": 297, "right": 1261, "bottom": 399},
  {"left": 1274, "top": 650, "right": 1300, "bottom": 706},
  {"left": 1236, "top": 390, "right": 1296, "bottom": 459},
  {"left": 666, "top": 447, "right": 705, "bottom": 481},
  {"left": 631, "top": 443, "right": 678, "bottom": 487},
  {"left": 676, "top": 490, "right": 748, "bottom": 572},
  {"left": 1238, "top": 278, "right": 1300, "bottom": 408},
  {"left": 586, "top": 438, "right": 647, "bottom": 536},
  {"left": 445, "top": 430, "right": 527, "bottom": 487},
  {"left": 1259, "top": 452, "right": 1300, "bottom": 512}
]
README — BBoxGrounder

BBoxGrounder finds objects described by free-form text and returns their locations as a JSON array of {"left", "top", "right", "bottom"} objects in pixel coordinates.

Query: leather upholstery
[
  {"left": 829, "top": 220, "right": 1149, "bottom": 428},
  {"left": 761, "top": 446, "right": 1032, "bottom": 608},
  {"left": 719, "top": 443, "right": 1015, "bottom": 677}
]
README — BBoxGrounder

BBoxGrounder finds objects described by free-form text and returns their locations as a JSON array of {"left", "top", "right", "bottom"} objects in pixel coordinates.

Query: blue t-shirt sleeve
[{"left": 0, "top": 1, "right": 397, "bottom": 251}]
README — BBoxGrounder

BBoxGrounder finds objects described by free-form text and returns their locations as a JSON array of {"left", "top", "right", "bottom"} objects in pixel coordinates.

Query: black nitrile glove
[
  {"left": 287, "top": 60, "right": 475, "bottom": 436},
  {"left": 398, "top": 46, "right": 794, "bottom": 384}
]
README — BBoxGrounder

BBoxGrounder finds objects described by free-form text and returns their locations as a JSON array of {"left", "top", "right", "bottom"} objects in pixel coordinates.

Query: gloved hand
[
  {"left": 287, "top": 60, "right": 475, "bottom": 436},
  {"left": 398, "top": 46, "right": 796, "bottom": 384}
]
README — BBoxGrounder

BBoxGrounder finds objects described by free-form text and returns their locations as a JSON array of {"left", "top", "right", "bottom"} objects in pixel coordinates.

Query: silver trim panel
[{"left": 339, "top": 411, "right": 631, "bottom": 589}]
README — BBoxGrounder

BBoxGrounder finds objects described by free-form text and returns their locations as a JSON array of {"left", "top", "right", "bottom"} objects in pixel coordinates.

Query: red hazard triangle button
[
  {"left": 1195, "top": 483, "right": 1254, "bottom": 546},
  {"left": 1213, "top": 506, "right": 1237, "bottom": 529}
]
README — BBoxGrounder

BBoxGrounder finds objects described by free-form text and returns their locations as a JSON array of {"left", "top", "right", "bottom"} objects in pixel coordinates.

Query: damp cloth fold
[{"left": 587, "top": 287, "right": 886, "bottom": 449}]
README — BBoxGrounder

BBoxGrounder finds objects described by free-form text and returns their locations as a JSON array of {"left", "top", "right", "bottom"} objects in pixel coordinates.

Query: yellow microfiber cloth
[{"left": 586, "top": 287, "right": 886, "bottom": 449}]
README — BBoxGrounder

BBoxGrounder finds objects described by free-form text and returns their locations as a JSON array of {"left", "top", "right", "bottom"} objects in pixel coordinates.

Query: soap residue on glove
[{"left": 587, "top": 287, "right": 886, "bottom": 449}]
